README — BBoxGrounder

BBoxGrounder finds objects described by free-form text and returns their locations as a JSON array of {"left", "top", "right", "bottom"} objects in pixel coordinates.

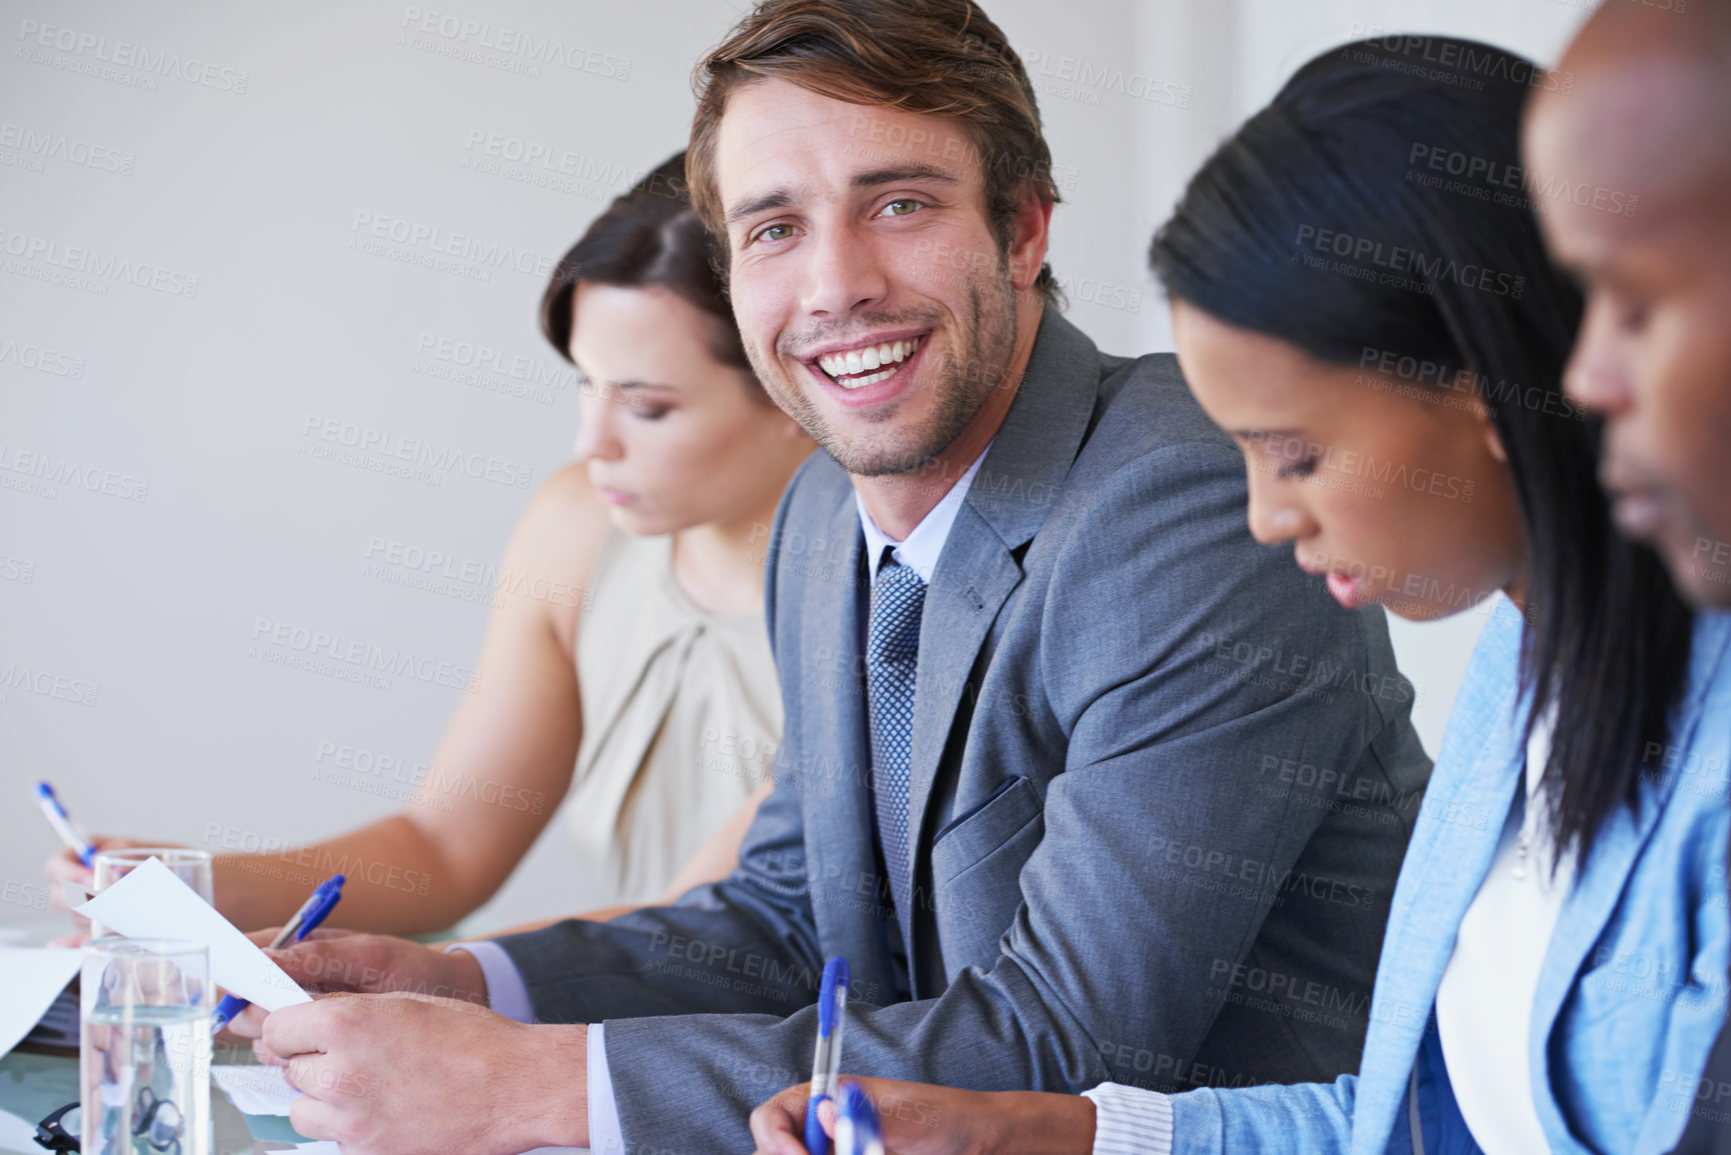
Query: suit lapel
[
  {"left": 800, "top": 486, "right": 901, "bottom": 993},
  {"left": 902, "top": 505, "right": 1024, "bottom": 950},
  {"left": 900, "top": 311, "right": 1106, "bottom": 956}
]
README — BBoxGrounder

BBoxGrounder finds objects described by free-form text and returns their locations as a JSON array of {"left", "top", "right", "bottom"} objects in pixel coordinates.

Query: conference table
[
  {"left": 0, "top": 915, "right": 592, "bottom": 1154},
  {"left": 0, "top": 912, "right": 310, "bottom": 1154},
  {"left": 0, "top": 1046, "right": 313, "bottom": 1155}
]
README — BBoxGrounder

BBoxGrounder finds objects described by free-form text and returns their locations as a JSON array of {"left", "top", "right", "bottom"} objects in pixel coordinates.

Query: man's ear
[{"left": 1006, "top": 188, "right": 1054, "bottom": 293}]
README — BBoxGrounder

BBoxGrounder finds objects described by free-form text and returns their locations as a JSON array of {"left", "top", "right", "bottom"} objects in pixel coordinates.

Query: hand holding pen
[
  {"left": 36, "top": 780, "right": 174, "bottom": 918},
  {"left": 211, "top": 873, "right": 345, "bottom": 1034},
  {"left": 834, "top": 1081, "right": 885, "bottom": 1155},
  {"left": 35, "top": 780, "right": 96, "bottom": 868},
  {"left": 805, "top": 956, "right": 851, "bottom": 1155}
]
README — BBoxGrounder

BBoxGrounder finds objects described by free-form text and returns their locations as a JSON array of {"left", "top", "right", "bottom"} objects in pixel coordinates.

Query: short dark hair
[
  {"left": 1149, "top": 36, "right": 1694, "bottom": 863},
  {"left": 540, "top": 151, "right": 751, "bottom": 375},
  {"left": 687, "top": 0, "right": 1061, "bottom": 306}
]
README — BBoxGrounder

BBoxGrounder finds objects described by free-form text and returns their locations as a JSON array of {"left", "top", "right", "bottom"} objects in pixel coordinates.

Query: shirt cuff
[
  {"left": 1082, "top": 1083, "right": 1174, "bottom": 1155},
  {"left": 587, "top": 1022, "right": 625, "bottom": 1154},
  {"left": 444, "top": 941, "right": 536, "bottom": 1023}
]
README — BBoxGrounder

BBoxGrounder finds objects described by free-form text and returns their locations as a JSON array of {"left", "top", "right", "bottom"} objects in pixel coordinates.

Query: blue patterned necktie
[{"left": 867, "top": 550, "right": 926, "bottom": 922}]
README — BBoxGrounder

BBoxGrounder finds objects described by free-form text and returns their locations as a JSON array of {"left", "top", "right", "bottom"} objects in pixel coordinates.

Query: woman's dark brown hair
[{"left": 539, "top": 151, "right": 752, "bottom": 376}]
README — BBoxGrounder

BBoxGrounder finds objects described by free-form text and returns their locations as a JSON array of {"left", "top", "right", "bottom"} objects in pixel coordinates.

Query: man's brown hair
[{"left": 687, "top": 0, "right": 1062, "bottom": 305}]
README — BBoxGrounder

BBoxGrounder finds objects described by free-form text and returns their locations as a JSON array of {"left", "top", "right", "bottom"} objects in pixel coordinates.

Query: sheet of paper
[
  {"left": 211, "top": 1068, "right": 587, "bottom": 1150},
  {"left": 290, "top": 1144, "right": 588, "bottom": 1153},
  {"left": 0, "top": 946, "right": 80, "bottom": 1057},
  {"left": 73, "top": 856, "right": 311, "bottom": 1011},
  {"left": 57, "top": 878, "right": 95, "bottom": 909},
  {"left": 0, "top": 1105, "right": 44, "bottom": 1154},
  {"left": 214, "top": 1064, "right": 302, "bottom": 1115}
]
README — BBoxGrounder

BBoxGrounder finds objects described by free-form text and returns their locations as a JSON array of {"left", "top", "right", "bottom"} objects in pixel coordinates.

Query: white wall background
[{"left": 0, "top": 0, "right": 1590, "bottom": 934}]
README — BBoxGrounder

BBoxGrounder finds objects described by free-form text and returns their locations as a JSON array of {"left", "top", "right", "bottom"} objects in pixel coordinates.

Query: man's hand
[
  {"left": 749, "top": 1078, "right": 1096, "bottom": 1155},
  {"left": 241, "top": 927, "right": 487, "bottom": 1002},
  {"left": 261, "top": 992, "right": 589, "bottom": 1155}
]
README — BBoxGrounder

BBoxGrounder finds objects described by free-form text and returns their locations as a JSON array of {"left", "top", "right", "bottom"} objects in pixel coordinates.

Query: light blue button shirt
[{"left": 451, "top": 444, "right": 992, "bottom": 1152}]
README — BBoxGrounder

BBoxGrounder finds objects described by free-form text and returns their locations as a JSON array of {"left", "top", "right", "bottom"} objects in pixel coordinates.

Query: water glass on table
[
  {"left": 78, "top": 937, "right": 212, "bottom": 1155},
  {"left": 90, "top": 850, "right": 214, "bottom": 939}
]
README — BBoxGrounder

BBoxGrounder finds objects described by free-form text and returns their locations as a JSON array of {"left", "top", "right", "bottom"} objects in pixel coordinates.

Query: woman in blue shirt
[{"left": 749, "top": 35, "right": 1731, "bottom": 1155}]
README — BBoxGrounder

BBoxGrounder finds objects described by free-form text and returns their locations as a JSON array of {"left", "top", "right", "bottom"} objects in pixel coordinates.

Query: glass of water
[
  {"left": 80, "top": 937, "right": 212, "bottom": 1155},
  {"left": 91, "top": 850, "right": 215, "bottom": 938}
]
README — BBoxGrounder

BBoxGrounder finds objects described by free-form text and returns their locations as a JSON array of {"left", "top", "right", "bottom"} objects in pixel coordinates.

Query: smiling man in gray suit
[{"left": 236, "top": 2, "right": 1432, "bottom": 1152}]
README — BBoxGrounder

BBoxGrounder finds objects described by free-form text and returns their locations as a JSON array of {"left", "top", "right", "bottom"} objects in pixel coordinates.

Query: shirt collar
[{"left": 856, "top": 442, "right": 992, "bottom": 583}]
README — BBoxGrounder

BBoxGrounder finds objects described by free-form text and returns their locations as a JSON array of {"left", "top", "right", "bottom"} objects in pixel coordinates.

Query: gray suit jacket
[{"left": 497, "top": 310, "right": 1432, "bottom": 1152}]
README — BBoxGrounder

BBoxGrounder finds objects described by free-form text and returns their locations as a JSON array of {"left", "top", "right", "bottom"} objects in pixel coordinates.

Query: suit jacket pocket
[{"left": 930, "top": 776, "right": 1044, "bottom": 977}]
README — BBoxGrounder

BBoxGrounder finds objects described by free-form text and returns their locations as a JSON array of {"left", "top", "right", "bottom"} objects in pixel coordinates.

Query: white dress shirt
[
  {"left": 450, "top": 443, "right": 992, "bottom": 1153},
  {"left": 856, "top": 445, "right": 989, "bottom": 582},
  {"left": 1434, "top": 712, "right": 1572, "bottom": 1154}
]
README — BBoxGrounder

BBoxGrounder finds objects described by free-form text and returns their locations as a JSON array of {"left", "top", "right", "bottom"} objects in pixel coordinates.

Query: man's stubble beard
[{"left": 748, "top": 269, "right": 1020, "bottom": 478}]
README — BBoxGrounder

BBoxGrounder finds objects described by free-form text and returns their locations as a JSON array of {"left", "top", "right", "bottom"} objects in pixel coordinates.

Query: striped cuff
[{"left": 1082, "top": 1083, "right": 1175, "bottom": 1155}]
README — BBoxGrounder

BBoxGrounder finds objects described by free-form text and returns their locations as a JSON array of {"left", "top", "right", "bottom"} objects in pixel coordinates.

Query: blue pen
[
  {"left": 34, "top": 781, "right": 96, "bottom": 868},
  {"left": 210, "top": 873, "right": 345, "bottom": 1035},
  {"left": 834, "top": 1081, "right": 885, "bottom": 1155},
  {"left": 804, "top": 956, "right": 851, "bottom": 1155}
]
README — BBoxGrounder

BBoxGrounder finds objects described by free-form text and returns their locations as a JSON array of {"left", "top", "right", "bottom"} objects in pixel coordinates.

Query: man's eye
[
  {"left": 1278, "top": 457, "right": 1319, "bottom": 480},
  {"left": 879, "top": 199, "right": 922, "bottom": 217},
  {"left": 754, "top": 223, "right": 794, "bottom": 244}
]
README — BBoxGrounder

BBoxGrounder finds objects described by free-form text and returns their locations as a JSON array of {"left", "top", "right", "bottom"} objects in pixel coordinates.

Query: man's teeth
[
  {"left": 817, "top": 337, "right": 920, "bottom": 388},
  {"left": 840, "top": 367, "right": 897, "bottom": 389}
]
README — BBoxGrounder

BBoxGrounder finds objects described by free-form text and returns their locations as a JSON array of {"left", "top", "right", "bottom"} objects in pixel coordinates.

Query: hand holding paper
[{"left": 73, "top": 855, "right": 310, "bottom": 1012}]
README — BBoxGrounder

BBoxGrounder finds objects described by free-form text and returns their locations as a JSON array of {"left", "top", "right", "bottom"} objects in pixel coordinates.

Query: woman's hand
[
  {"left": 44, "top": 835, "right": 182, "bottom": 913},
  {"left": 748, "top": 1077, "right": 1096, "bottom": 1155}
]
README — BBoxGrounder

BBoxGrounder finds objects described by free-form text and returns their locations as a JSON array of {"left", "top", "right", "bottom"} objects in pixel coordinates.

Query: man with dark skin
[
  {"left": 1525, "top": 2, "right": 1731, "bottom": 1150},
  {"left": 1525, "top": 0, "right": 1731, "bottom": 608}
]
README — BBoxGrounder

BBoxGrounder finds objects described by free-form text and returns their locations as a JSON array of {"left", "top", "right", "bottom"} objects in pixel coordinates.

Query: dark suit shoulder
[{"left": 1081, "top": 350, "right": 1238, "bottom": 475}]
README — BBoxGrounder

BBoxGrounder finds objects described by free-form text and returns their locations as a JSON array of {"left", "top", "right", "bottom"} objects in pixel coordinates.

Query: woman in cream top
[
  {"left": 48, "top": 152, "right": 817, "bottom": 935},
  {"left": 564, "top": 526, "right": 783, "bottom": 909}
]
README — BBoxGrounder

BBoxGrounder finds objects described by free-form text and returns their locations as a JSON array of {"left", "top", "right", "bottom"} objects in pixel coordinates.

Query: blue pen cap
[
  {"left": 839, "top": 1082, "right": 876, "bottom": 1122},
  {"left": 295, "top": 875, "right": 346, "bottom": 940},
  {"left": 818, "top": 956, "right": 850, "bottom": 1037},
  {"left": 836, "top": 1081, "right": 884, "bottom": 1154}
]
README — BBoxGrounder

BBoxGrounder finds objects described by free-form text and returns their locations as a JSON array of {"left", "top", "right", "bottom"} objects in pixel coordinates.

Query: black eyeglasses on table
[{"left": 36, "top": 1085, "right": 184, "bottom": 1154}]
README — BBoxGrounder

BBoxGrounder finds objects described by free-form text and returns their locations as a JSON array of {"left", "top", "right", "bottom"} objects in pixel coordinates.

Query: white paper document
[
  {"left": 287, "top": 1147, "right": 587, "bottom": 1155},
  {"left": 73, "top": 856, "right": 311, "bottom": 1011},
  {"left": 212, "top": 1066, "right": 586, "bottom": 1151},
  {"left": 214, "top": 1063, "right": 303, "bottom": 1115},
  {"left": 0, "top": 1105, "right": 46, "bottom": 1154},
  {"left": 290, "top": 1143, "right": 588, "bottom": 1153},
  {"left": 0, "top": 946, "right": 80, "bottom": 1057}
]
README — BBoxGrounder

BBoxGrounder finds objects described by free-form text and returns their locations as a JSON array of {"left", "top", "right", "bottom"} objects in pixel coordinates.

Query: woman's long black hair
[{"left": 1150, "top": 36, "right": 1694, "bottom": 860}]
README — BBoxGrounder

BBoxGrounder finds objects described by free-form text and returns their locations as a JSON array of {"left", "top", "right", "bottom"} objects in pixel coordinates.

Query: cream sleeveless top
[{"left": 561, "top": 527, "right": 781, "bottom": 909}]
